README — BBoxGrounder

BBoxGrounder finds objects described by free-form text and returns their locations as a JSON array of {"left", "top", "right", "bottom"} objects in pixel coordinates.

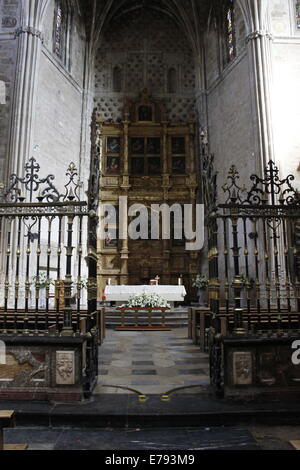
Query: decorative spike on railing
[
  {"left": 222, "top": 160, "right": 300, "bottom": 206},
  {"left": 246, "top": 161, "right": 298, "bottom": 206},
  {"left": 222, "top": 165, "right": 247, "bottom": 204},
  {"left": 0, "top": 158, "right": 83, "bottom": 203},
  {"left": 63, "top": 162, "right": 83, "bottom": 202}
]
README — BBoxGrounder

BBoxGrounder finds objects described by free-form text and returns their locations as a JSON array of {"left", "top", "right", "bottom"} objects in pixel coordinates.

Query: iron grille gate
[
  {"left": 0, "top": 158, "right": 99, "bottom": 397},
  {"left": 203, "top": 157, "right": 300, "bottom": 396}
]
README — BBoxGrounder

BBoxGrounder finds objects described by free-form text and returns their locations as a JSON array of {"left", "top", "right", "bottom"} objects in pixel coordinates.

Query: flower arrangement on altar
[
  {"left": 192, "top": 274, "right": 208, "bottom": 290},
  {"left": 124, "top": 293, "right": 171, "bottom": 309}
]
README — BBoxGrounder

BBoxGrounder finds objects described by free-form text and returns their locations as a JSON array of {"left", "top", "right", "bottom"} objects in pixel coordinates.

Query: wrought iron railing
[
  {"left": 203, "top": 157, "right": 300, "bottom": 337},
  {"left": 0, "top": 158, "right": 98, "bottom": 336}
]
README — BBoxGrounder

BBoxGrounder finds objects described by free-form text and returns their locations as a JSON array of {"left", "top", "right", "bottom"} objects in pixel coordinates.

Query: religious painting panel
[
  {"left": 148, "top": 157, "right": 161, "bottom": 175},
  {"left": 107, "top": 136, "right": 121, "bottom": 154},
  {"left": 131, "top": 157, "right": 145, "bottom": 175},
  {"left": 172, "top": 136, "right": 185, "bottom": 155},
  {"left": 131, "top": 137, "right": 145, "bottom": 155},
  {"left": 106, "top": 157, "right": 120, "bottom": 174},
  {"left": 172, "top": 157, "right": 186, "bottom": 174},
  {"left": 147, "top": 137, "right": 161, "bottom": 155}
]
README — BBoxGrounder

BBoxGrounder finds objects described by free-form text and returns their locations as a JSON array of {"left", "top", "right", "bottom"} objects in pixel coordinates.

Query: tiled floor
[{"left": 95, "top": 328, "right": 210, "bottom": 395}]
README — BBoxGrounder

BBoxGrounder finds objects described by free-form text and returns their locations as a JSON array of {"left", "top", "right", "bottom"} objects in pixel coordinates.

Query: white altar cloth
[{"left": 104, "top": 285, "right": 186, "bottom": 302}]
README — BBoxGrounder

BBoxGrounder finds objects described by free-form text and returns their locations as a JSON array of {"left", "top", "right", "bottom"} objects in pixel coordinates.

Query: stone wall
[
  {"left": 0, "top": 0, "right": 21, "bottom": 179},
  {"left": 94, "top": 8, "right": 197, "bottom": 123},
  {"left": 269, "top": 0, "right": 300, "bottom": 188},
  {"left": 32, "top": 0, "right": 87, "bottom": 193},
  {"left": 204, "top": 2, "right": 255, "bottom": 195}
]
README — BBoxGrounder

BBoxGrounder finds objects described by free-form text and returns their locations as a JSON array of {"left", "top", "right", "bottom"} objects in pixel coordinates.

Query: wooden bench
[{"left": 0, "top": 411, "right": 27, "bottom": 451}]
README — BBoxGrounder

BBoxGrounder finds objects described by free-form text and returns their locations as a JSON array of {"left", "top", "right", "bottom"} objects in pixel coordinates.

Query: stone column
[
  {"left": 242, "top": 0, "right": 274, "bottom": 171},
  {"left": 7, "top": 0, "right": 48, "bottom": 179}
]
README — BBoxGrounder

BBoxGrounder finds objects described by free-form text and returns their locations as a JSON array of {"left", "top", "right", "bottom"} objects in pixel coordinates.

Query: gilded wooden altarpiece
[{"left": 97, "top": 90, "right": 199, "bottom": 302}]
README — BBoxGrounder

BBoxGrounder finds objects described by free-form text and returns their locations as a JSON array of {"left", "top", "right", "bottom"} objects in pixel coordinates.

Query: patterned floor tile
[
  {"left": 177, "top": 369, "right": 207, "bottom": 375},
  {"left": 132, "top": 361, "right": 155, "bottom": 366},
  {"left": 131, "top": 370, "right": 157, "bottom": 375},
  {"left": 95, "top": 328, "right": 210, "bottom": 395}
]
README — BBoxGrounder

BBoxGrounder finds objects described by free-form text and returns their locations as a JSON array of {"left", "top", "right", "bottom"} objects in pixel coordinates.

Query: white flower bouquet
[{"left": 124, "top": 293, "right": 171, "bottom": 309}]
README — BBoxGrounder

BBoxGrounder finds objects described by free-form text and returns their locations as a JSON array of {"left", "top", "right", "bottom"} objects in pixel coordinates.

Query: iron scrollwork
[
  {"left": 5, "top": 158, "right": 61, "bottom": 203},
  {"left": 2, "top": 158, "right": 83, "bottom": 204},
  {"left": 247, "top": 161, "right": 299, "bottom": 206},
  {"left": 222, "top": 160, "right": 300, "bottom": 207}
]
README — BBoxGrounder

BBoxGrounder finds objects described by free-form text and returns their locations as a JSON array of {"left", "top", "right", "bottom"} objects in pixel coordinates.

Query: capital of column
[
  {"left": 246, "top": 30, "right": 273, "bottom": 43},
  {"left": 14, "top": 26, "right": 44, "bottom": 42}
]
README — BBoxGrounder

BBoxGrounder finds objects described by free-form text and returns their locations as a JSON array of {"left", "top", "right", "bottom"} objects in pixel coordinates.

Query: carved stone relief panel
[
  {"left": 56, "top": 351, "right": 75, "bottom": 386},
  {"left": 0, "top": 348, "right": 48, "bottom": 387},
  {"left": 232, "top": 351, "right": 253, "bottom": 386}
]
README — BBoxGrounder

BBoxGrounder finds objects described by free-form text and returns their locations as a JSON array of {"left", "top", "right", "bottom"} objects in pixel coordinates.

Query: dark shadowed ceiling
[{"left": 80, "top": 0, "right": 218, "bottom": 53}]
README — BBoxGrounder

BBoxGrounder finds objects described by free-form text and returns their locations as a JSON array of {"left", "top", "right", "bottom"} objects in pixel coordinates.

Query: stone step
[{"left": 104, "top": 309, "right": 189, "bottom": 328}]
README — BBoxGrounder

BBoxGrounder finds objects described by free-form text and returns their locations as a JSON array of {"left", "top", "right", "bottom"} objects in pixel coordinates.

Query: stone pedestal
[{"left": 0, "top": 335, "right": 96, "bottom": 402}]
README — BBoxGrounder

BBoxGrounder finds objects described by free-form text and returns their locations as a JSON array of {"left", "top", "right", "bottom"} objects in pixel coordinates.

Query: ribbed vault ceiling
[{"left": 81, "top": 0, "right": 216, "bottom": 54}]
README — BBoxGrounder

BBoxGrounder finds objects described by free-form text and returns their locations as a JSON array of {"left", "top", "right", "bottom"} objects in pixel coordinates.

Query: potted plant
[
  {"left": 32, "top": 273, "right": 54, "bottom": 308},
  {"left": 192, "top": 274, "right": 209, "bottom": 306}
]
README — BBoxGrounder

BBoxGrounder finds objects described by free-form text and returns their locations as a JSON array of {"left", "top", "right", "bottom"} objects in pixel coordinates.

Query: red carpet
[{"left": 115, "top": 326, "right": 172, "bottom": 331}]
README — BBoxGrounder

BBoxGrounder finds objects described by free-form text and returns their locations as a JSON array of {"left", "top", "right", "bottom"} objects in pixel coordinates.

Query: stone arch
[
  {"left": 237, "top": 0, "right": 270, "bottom": 35},
  {"left": 235, "top": 0, "right": 252, "bottom": 34}
]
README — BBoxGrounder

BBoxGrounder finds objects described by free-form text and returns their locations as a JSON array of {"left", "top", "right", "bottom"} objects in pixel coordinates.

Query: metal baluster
[
  {"left": 77, "top": 216, "right": 83, "bottom": 333},
  {"left": 262, "top": 218, "right": 271, "bottom": 313},
  {"left": 252, "top": 219, "right": 261, "bottom": 313},
  {"left": 24, "top": 217, "right": 37, "bottom": 333},
  {"left": 46, "top": 217, "right": 54, "bottom": 322},
  {"left": 56, "top": 216, "right": 63, "bottom": 332},
  {"left": 222, "top": 215, "right": 229, "bottom": 313},
  {"left": 24, "top": 219, "right": 35, "bottom": 314},
  {"left": 242, "top": 217, "right": 251, "bottom": 314},
  {"left": 62, "top": 213, "right": 75, "bottom": 336},
  {"left": 14, "top": 217, "right": 22, "bottom": 332},
  {"left": 35, "top": 217, "right": 42, "bottom": 313},
  {"left": 35, "top": 216, "right": 42, "bottom": 333},
  {"left": 208, "top": 215, "right": 220, "bottom": 334},
  {"left": 271, "top": 217, "right": 281, "bottom": 313},
  {"left": 4, "top": 219, "right": 13, "bottom": 331},
  {"left": 230, "top": 214, "right": 244, "bottom": 334},
  {"left": 282, "top": 218, "right": 291, "bottom": 312}
]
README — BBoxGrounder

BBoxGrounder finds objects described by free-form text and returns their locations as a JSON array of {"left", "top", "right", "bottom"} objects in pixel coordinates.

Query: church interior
[{"left": 0, "top": 0, "right": 300, "bottom": 452}]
